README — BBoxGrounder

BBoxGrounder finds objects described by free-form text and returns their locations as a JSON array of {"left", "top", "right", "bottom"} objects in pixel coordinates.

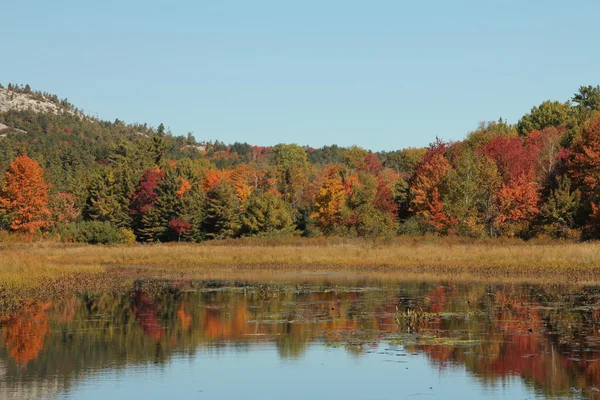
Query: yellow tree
[
  {"left": 229, "top": 164, "right": 254, "bottom": 206},
  {"left": 312, "top": 166, "right": 347, "bottom": 235},
  {"left": 0, "top": 155, "right": 51, "bottom": 236}
]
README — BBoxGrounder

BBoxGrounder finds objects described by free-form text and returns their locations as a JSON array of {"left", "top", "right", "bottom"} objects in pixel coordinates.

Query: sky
[{"left": 2, "top": 0, "right": 599, "bottom": 151}]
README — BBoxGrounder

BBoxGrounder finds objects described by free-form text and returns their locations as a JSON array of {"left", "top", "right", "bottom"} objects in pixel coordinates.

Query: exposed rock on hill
[{"left": 0, "top": 87, "right": 71, "bottom": 115}]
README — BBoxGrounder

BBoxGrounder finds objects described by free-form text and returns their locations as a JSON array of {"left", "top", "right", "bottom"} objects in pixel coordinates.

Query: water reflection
[{"left": 2, "top": 280, "right": 600, "bottom": 398}]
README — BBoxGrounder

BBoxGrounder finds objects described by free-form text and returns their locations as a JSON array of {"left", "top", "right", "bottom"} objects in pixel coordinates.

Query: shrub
[
  {"left": 119, "top": 228, "right": 137, "bottom": 244},
  {"left": 398, "top": 216, "right": 433, "bottom": 236},
  {"left": 57, "top": 221, "right": 125, "bottom": 244}
]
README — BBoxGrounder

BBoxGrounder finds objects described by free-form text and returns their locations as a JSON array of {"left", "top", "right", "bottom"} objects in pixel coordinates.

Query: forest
[{"left": 1, "top": 83, "right": 600, "bottom": 243}]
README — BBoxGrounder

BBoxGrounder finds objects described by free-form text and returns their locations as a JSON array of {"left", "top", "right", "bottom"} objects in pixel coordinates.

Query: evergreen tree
[
  {"left": 203, "top": 182, "right": 240, "bottom": 239},
  {"left": 240, "top": 191, "right": 296, "bottom": 237},
  {"left": 84, "top": 168, "right": 131, "bottom": 228},
  {"left": 175, "top": 182, "right": 205, "bottom": 242},
  {"left": 134, "top": 167, "right": 179, "bottom": 242}
]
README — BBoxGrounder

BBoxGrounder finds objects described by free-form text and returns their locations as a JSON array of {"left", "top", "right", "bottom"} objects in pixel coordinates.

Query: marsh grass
[{"left": 1, "top": 236, "right": 600, "bottom": 310}]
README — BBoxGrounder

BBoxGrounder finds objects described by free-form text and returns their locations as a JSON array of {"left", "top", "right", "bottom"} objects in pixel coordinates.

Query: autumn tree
[
  {"left": 0, "top": 155, "right": 51, "bottom": 235},
  {"left": 481, "top": 135, "right": 542, "bottom": 236},
  {"left": 464, "top": 119, "right": 516, "bottom": 149},
  {"left": 229, "top": 164, "right": 254, "bottom": 205},
  {"left": 494, "top": 175, "right": 540, "bottom": 236},
  {"left": 50, "top": 192, "right": 80, "bottom": 226},
  {"left": 566, "top": 115, "right": 600, "bottom": 236},
  {"left": 343, "top": 145, "right": 369, "bottom": 171},
  {"left": 349, "top": 172, "right": 398, "bottom": 238},
  {"left": 526, "top": 126, "right": 565, "bottom": 182},
  {"left": 311, "top": 166, "right": 348, "bottom": 235},
  {"left": 409, "top": 140, "right": 453, "bottom": 234},
  {"left": 169, "top": 218, "right": 192, "bottom": 242}
]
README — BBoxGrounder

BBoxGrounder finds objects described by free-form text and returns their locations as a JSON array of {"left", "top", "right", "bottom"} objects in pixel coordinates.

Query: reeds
[{"left": 1, "top": 236, "right": 599, "bottom": 285}]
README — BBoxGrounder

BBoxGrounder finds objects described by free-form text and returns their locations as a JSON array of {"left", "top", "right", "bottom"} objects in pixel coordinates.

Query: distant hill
[
  {"left": 0, "top": 86, "right": 76, "bottom": 116},
  {"left": 1, "top": 82, "right": 600, "bottom": 242},
  {"left": 0, "top": 83, "right": 405, "bottom": 169}
]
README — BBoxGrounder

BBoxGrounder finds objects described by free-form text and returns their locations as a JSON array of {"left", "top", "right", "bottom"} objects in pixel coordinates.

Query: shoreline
[{"left": 1, "top": 237, "right": 600, "bottom": 298}]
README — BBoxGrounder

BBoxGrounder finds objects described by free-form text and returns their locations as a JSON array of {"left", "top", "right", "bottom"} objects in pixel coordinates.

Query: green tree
[
  {"left": 84, "top": 168, "right": 132, "bottom": 228},
  {"left": 175, "top": 182, "right": 205, "bottom": 242},
  {"left": 240, "top": 191, "right": 296, "bottom": 237},
  {"left": 465, "top": 119, "right": 517, "bottom": 148},
  {"left": 203, "top": 182, "right": 241, "bottom": 239},
  {"left": 343, "top": 145, "right": 369, "bottom": 170},
  {"left": 381, "top": 147, "right": 427, "bottom": 175},
  {"left": 134, "top": 167, "right": 179, "bottom": 242},
  {"left": 517, "top": 101, "right": 572, "bottom": 136},
  {"left": 444, "top": 148, "right": 501, "bottom": 236},
  {"left": 570, "top": 85, "right": 600, "bottom": 138},
  {"left": 572, "top": 85, "right": 600, "bottom": 112},
  {"left": 536, "top": 176, "right": 581, "bottom": 239},
  {"left": 271, "top": 144, "right": 308, "bottom": 206}
]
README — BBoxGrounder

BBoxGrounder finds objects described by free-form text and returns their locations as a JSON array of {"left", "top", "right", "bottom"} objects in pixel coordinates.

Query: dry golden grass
[{"left": 2, "top": 236, "right": 600, "bottom": 288}]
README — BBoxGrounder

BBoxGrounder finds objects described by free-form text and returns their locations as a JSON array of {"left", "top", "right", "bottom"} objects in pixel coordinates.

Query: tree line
[{"left": 1, "top": 84, "right": 600, "bottom": 242}]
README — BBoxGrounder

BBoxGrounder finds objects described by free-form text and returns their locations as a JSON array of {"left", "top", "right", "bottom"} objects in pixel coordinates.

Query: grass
[
  {"left": 0, "top": 235, "right": 599, "bottom": 313},
  {"left": 2, "top": 236, "right": 600, "bottom": 282}
]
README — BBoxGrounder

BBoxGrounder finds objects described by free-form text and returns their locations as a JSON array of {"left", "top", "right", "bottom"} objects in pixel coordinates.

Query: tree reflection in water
[{"left": 1, "top": 280, "right": 600, "bottom": 398}]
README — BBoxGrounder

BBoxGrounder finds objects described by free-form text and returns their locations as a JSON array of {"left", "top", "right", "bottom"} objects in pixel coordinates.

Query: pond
[{"left": 1, "top": 278, "right": 600, "bottom": 399}]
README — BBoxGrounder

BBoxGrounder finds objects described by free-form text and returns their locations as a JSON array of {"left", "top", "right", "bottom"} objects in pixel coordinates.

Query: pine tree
[
  {"left": 84, "top": 168, "right": 131, "bottom": 228},
  {"left": 175, "top": 182, "right": 205, "bottom": 242},
  {"left": 134, "top": 167, "right": 179, "bottom": 242},
  {"left": 203, "top": 182, "right": 240, "bottom": 239},
  {"left": 240, "top": 191, "right": 296, "bottom": 237}
]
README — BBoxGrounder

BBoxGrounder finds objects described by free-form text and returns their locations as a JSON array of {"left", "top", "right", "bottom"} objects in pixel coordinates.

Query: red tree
[
  {"left": 568, "top": 116, "right": 600, "bottom": 200},
  {"left": 169, "top": 218, "right": 192, "bottom": 241},
  {"left": 131, "top": 167, "right": 165, "bottom": 214}
]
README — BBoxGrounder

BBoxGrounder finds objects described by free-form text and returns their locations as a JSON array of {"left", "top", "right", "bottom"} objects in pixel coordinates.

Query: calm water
[{"left": 2, "top": 279, "right": 600, "bottom": 399}]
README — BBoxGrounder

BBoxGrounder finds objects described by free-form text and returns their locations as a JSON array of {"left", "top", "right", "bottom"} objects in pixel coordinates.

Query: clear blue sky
[{"left": 2, "top": 0, "right": 599, "bottom": 151}]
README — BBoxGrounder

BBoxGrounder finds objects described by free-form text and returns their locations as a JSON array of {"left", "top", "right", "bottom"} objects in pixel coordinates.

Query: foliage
[
  {"left": 536, "top": 176, "right": 581, "bottom": 239},
  {"left": 517, "top": 101, "right": 572, "bottom": 136},
  {"left": 84, "top": 168, "right": 132, "bottom": 228},
  {"left": 203, "top": 182, "right": 241, "bottom": 239},
  {"left": 409, "top": 140, "right": 453, "bottom": 234},
  {"left": 0, "top": 155, "right": 51, "bottom": 236},
  {"left": 240, "top": 191, "right": 296, "bottom": 237},
  {"left": 311, "top": 167, "right": 348, "bottom": 235},
  {"left": 2, "top": 83, "right": 600, "bottom": 242},
  {"left": 58, "top": 221, "right": 127, "bottom": 244},
  {"left": 443, "top": 148, "right": 500, "bottom": 237},
  {"left": 49, "top": 192, "right": 80, "bottom": 226}
]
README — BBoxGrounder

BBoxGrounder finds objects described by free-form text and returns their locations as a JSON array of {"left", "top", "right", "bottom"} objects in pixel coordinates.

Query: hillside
[
  {"left": 1, "top": 83, "right": 600, "bottom": 243},
  {"left": 0, "top": 86, "right": 75, "bottom": 115}
]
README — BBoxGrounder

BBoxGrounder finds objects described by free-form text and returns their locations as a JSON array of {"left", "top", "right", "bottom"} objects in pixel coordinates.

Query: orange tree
[{"left": 0, "top": 155, "right": 51, "bottom": 236}]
